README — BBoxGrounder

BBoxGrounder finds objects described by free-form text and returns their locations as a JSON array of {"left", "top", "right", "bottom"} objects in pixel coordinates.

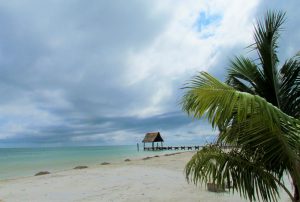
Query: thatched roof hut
[
  {"left": 142, "top": 132, "right": 164, "bottom": 149},
  {"left": 142, "top": 132, "right": 164, "bottom": 143}
]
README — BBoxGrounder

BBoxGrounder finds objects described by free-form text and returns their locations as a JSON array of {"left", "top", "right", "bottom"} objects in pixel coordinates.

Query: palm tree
[
  {"left": 182, "top": 11, "right": 300, "bottom": 202},
  {"left": 226, "top": 11, "right": 300, "bottom": 119}
]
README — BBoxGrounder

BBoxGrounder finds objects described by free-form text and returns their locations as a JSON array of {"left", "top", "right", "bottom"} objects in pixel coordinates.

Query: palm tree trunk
[
  {"left": 293, "top": 183, "right": 299, "bottom": 201},
  {"left": 293, "top": 173, "right": 300, "bottom": 201},
  {"left": 292, "top": 161, "right": 300, "bottom": 202}
]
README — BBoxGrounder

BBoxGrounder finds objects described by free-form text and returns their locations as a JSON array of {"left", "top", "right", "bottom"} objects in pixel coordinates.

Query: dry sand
[{"left": 0, "top": 152, "right": 291, "bottom": 202}]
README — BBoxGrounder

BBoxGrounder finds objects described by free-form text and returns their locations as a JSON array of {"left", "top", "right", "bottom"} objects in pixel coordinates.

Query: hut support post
[{"left": 142, "top": 132, "right": 164, "bottom": 151}]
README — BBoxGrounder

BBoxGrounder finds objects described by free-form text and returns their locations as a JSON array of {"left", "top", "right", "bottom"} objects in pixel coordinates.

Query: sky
[{"left": 0, "top": 0, "right": 299, "bottom": 147}]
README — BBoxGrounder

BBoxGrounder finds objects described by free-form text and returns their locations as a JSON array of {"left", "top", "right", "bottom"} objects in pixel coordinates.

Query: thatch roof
[{"left": 142, "top": 132, "right": 164, "bottom": 143}]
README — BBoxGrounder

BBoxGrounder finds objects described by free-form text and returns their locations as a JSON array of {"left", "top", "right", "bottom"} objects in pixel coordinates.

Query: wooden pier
[
  {"left": 143, "top": 145, "right": 234, "bottom": 151},
  {"left": 143, "top": 146, "right": 201, "bottom": 151},
  {"left": 142, "top": 132, "right": 203, "bottom": 151}
]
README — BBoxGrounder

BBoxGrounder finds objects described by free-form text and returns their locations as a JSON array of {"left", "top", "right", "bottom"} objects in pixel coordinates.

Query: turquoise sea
[{"left": 0, "top": 145, "right": 178, "bottom": 180}]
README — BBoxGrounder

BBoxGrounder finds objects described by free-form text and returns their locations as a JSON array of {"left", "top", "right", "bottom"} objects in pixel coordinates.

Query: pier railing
[
  {"left": 143, "top": 146, "right": 201, "bottom": 151},
  {"left": 143, "top": 145, "right": 235, "bottom": 151}
]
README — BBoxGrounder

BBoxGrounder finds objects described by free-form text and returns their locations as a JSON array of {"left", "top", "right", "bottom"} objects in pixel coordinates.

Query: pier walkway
[{"left": 143, "top": 146, "right": 201, "bottom": 151}]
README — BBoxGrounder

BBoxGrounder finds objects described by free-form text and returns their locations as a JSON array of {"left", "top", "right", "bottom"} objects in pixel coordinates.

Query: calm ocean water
[{"left": 0, "top": 145, "right": 177, "bottom": 180}]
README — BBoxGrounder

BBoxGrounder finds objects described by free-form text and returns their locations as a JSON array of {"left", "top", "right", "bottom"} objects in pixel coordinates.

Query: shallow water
[{"left": 0, "top": 145, "right": 177, "bottom": 180}]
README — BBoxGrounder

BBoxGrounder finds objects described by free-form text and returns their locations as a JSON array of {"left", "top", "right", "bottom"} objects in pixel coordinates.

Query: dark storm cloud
[
  {"left": 1, "top": 111, "right": 196, "bottom": 146},
  {"left": 0, "top": 0, "right": 174, "bottom": 146},
  {"left": 0, "top": 0, "right": 167, "bottom": 95},
  {"left": 0, "top": 0, "right": 299, "bottom": 147}
]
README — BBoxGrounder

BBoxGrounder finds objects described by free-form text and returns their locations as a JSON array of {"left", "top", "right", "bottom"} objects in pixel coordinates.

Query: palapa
[
  {"left": 142, "top": 132, "right": 164, "bottom": 150},
  {"left": 142, "top": 132, "right": 164, "bottom": 143}
]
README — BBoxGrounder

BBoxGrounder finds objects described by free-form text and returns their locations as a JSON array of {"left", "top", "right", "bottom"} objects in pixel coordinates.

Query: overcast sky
[{"left": 0, "top": 0, "right": 299, "bottom": 147}]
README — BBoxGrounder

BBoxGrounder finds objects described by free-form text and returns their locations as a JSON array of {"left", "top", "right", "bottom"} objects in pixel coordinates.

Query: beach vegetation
[{"left": 182, "top": 11, "right": 300, "bottom": 202}]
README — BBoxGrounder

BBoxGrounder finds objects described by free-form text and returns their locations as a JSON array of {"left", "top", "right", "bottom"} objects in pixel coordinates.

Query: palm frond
[
  {"left": 182, "top": 72, "right": 298, "bottom": 129},
  {"left": 219, "top": 117, "right": 299, "bottom": 173},
  {"left": 279, "top": 53, "right": 300, "bottom": 118},
  {"left": 186, "top": 145, "right": 294, "bottom": 202},
  {"left": 252, "top": 10, "right": 286, "bottom": 107},
  {"left": 226, "top": 56, "right": 265, "bottom": 95},
  {"left": 182, "top": 10, "right": 300, "bottom": 202},
  {"left": 182, "top": 72, "right": 300, "bottom": 192}
]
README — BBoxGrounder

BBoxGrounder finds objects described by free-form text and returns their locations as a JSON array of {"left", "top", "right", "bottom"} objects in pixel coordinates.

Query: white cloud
[
  {"left": 71, "top": 129, "right": 140, "bottom": 145},
  {"left": 124, "top": 0, "right": 260, "bottom": 117},
  {"left": 0, "top": 96, "right": 62, "bottom": 139},
  {"left": 0, "top": 0, "right": 299, "bottom": 146}
]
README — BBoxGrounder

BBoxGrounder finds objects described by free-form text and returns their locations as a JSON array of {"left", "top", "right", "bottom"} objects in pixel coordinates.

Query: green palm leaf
[
  {"left": 227, "top": 11, "right": 286, "bottom": 108},
  {"left": 226, "top": 56, "right": 265, "bottom": 95},
  {"left": 186, "top": 145, "right": 293, "bottom": 202},
  {"left": 182, "top": 72, "right": 300, "bottom": 201},
  {"left": 182, "top": 10, "right": 300, "bottom": 202},
  {"left": 253, "top": 11, "right": 285, "bottom": 104},
  {"left": 280, "top": 53, "right": 300, "bottom": 118}
]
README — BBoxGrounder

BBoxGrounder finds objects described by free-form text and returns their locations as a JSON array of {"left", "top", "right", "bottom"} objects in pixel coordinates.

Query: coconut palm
[
  {"left": 226, "top": 11, "right": 300, "bottom": 119},
  {"left": 182, "top": 11, "right": 300, "bottom": 202}
]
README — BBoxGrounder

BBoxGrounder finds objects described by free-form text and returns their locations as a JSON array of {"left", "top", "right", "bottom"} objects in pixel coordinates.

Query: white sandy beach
[{"left": 0, "top": 152, "right": 291, "bottom": 202}]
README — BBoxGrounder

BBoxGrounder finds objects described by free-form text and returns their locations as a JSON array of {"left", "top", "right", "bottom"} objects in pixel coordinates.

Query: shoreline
[
  {"left": 0, "top": 151, "right": 290, "bottom": 202},
  {"left": 0, "top": 146, "right": 182, "bottom": 181},
  {"left": 0, "top": 150, "right": 184, "bottom": 182}
]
